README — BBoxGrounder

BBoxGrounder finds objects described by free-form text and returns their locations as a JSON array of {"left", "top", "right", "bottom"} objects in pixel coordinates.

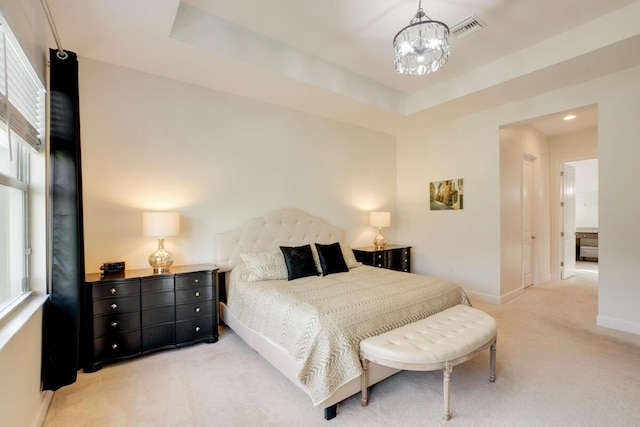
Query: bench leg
[
  {"left": 361, "top": 358, "right": 369, "bottom": 407},
  {"left": 489, "top": 340, "right": 497, "bottom": 382},
  {"left": 443, "top": 362, "right": 452, "bottom": 421}
]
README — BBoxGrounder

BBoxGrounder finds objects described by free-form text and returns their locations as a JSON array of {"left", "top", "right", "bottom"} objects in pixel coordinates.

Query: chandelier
[{"left": 393, "top": 0, "right": 450, "bottom": 76}]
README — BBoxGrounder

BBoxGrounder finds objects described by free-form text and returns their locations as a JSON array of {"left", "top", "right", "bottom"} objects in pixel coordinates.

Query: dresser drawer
[
  {"left": 176, "top": 316, "right": 214, "bottom": 343},
  {"left": 176, "top": 286, "right": 212, "bottom": 304},
  {"left": 141, "top": 276, "right": 174, "bottom": 293},
  {"left": 94, "top": 330, "right": 141, "bottom": 361},
  {"left": 142, "top": 305, "right": 175, "bottom": 327},
  {"left": 141, "top": 290, "right": 175, "bottom": 309},
  {"left": 176, "top": 300, "right": 213, "bottom": 321},
  {"left": 93, "top": 311, "right": 141, "bottom": 338},
  {"left": 93, "top": 295, "right": 140, "bottom": 316},
  {"left": 142, "top": 323, "right": 176, "bottom": 352},
  {"left": 176, "top": 272, "right": 212, "bottom": 289},
  {"left": 92, "top": 279, "right": 139, "bottom": 300},
  {"left": 84, "top": 265, "right": 218, "bottom": 373}
]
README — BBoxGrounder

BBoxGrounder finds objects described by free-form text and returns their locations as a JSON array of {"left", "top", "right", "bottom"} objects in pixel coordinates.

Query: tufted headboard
[{"left": 215, "top": 209, "right": 344, "bottom": 272}]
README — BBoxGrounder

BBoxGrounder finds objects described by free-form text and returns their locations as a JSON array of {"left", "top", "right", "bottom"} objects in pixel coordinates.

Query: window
[{"left": 0, "top": 17, "right": 45, "bottom": 314}]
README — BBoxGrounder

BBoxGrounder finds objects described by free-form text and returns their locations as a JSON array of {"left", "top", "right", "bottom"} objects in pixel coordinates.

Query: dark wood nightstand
[
  {"left": 83, "top": 264, "right": 218, "bottom": 372},
  {"left": 352, "top": 245, "right": 411, "bottom": 272}
]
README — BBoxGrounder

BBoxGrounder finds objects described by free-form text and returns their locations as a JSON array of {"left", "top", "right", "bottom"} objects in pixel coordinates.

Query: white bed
[{"left": 216, "top": 209, "right": 470, "bottom": 420}]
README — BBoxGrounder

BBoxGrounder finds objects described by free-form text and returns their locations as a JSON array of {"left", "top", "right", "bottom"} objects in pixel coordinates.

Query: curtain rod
[{"left": 40, "top": 0, "right": 67, "bottom": 59}]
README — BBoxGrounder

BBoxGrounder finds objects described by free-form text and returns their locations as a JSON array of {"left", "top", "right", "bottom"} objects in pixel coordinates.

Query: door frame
[{"left": 522, "top": 152, "right": 538, "bottom": 287}]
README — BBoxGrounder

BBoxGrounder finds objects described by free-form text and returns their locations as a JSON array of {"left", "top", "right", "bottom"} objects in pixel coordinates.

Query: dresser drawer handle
[
  {"left": 194, "top": 279, "right": 199, "bottom": 283},
  {"left": 194, "top": 291, "right": 200, "bottom": 297},
  {"left": 110, "top": 303, "right": 118, "bottom": 310},
  {"left": 110, "top": 321, "right": 118, "bottom": 328},
  {"left": 111, "top": 343, "right": 118, "bottom": 350},
  {"left": 195, "top": 307, "right": 201, "bottom": 313},
  {"left": 110, "top": 287, "right": 117, "bottom": 294},
  {"left": 195, "top": 326, "right": 201, "bottom": 332}
]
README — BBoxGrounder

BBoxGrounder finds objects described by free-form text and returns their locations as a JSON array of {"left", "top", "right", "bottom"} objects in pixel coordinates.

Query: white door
[
  {"left": 561, "top": 164, "right": 576, "bottom": 279},
  {"left": 522, "top": 156, "right": 534, "bottom": 287}
]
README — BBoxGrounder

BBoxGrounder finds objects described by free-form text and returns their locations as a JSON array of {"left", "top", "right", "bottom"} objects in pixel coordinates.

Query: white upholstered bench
[{"left": 360, "top": 304, "right": 497, "bottom": 421}]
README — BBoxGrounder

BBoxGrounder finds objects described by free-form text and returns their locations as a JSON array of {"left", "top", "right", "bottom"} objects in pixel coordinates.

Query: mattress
[{"left": 227, "top": 263, "right": 470, "bottom": 405}]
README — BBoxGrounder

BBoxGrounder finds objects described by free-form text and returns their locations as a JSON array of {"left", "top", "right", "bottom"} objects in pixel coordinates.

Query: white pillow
[
  {"left": 240, "top": 251, "right": 288, "bottom": 282},
  {"left": 340, "top": 243, "right": 362, "bottom": 268}
]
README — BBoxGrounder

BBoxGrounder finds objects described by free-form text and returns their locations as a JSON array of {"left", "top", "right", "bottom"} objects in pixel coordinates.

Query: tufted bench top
[
  {"left": 359, "top": 304, "right": 497, "bottom": 420},
  {"left": 360, "top": 304, "right": 496, "bottom": 370}
]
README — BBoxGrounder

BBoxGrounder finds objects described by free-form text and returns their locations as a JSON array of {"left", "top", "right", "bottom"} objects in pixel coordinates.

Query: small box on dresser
[{"left": 83, "top": 264, "right": 218, "bottom": 373}]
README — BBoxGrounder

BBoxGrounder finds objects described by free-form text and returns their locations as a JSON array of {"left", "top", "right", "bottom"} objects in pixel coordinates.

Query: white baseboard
[
  {"left": 538, "top": 273, "right": 552, "bottom": 283},
  {"left": 500, "top": 287, "right": 525, "bottom": 304},
  {"left": 464, "top": 290, "right": 501, "bottom": 305},
  {"left": 464, "top": 287, "right": 524, "bottom": 305},
  {"left": 35, "top": 390, "right": 54, "bottom": 427},
  {"left": 597, "top": 315, "right": 640, "bottom": 336}
]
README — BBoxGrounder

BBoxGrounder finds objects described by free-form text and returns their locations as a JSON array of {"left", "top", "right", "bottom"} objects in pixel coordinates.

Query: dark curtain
[{"left": 42, "top": 49, "right": 86, "bottom": 390}]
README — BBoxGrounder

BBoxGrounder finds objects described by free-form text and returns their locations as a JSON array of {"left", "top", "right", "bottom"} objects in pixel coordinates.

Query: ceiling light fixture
[
  {"left": 563, "top": 114, "right": 577, "bottom": 121},
  {"left": 393, "top": 0, "right": 450, "bottom": 76}
]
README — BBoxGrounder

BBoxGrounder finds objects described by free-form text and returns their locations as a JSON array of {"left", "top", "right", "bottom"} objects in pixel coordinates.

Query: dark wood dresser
[
  {"left": 352, "top": 245, "right": 412, "bottom": 272},
  {"left": 83, "top": 264, "right": 218, "bottom": 372}
]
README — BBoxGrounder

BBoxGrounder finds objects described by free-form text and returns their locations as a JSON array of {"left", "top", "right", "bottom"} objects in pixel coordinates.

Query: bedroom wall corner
[
  {"left": 395, "top": 113, "right": 502, "bottom": 301},
  {"left": 78, "top": 58, "right": 398, "bottom": 273}
]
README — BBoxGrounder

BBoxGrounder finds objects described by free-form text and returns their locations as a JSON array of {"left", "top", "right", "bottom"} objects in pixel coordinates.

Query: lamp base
[
  {"left": 373, "top": 228, "right": 387, "bottom": 249},
  {"left": 149, "top": 237, "right": 174, "bottom": 274}
]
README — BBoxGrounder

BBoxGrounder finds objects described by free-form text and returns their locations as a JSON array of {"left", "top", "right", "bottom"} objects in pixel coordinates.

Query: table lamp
[
  {"left": 370, "top": 211, "right": 390, "bottom": 249},
  {"left": 143, "top": 212, "right": 180, "bottom": 273}
]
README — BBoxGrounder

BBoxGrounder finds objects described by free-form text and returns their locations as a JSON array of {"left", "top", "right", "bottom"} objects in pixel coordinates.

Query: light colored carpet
[{"left": 43, "top": 263, "right": 640, "bottom": 426}]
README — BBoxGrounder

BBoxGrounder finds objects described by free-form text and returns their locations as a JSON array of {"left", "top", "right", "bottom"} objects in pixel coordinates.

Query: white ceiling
[{"left": 47, "top": 0, "right": 640, "bottom": 135}]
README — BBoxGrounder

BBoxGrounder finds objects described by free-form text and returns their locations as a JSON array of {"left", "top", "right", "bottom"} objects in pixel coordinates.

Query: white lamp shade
[
  {"left": 370, "top": 212, "right": 391, "bottom": 228},
  {"left": 143, "top": 212, "right": 180, "bottom": 237}
]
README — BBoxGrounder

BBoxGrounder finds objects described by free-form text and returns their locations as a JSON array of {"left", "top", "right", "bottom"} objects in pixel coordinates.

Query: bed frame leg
[{"left": 324, "top": 404, "right": 337, "bottom": 420}]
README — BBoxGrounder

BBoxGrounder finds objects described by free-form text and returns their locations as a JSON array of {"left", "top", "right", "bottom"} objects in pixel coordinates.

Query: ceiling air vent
[{"left": 450, "top": 14, "right": 486, "bottom": 40}]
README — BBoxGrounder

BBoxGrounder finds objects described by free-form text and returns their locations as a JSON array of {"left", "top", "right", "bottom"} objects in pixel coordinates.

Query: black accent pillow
[
  {"left": 315, "top": 242, "right": 349, "bottom": 276},
  {"left": 280, "top": 244, "right": 319, "bottom": 281}
]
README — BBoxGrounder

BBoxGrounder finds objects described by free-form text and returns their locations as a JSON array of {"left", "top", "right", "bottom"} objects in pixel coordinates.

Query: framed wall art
[{"left": 430, "top": 178, "right": 464, "bottom": 210}]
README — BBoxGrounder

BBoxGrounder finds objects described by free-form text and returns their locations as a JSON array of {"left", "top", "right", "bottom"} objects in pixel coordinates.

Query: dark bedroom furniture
[
  {"left": 352, "top": 245, "right": 411, "bottom": 272},
  {"left": 83, "top": 264, "right": 218, "bottom": 373},
  {"left": 575, "top": 231, "right": 598, "bottom": 261}
]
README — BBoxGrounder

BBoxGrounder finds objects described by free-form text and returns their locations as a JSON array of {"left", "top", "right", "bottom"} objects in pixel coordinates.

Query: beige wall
[
  {"left": 0, "top": 308, "right": 47, "bottom": 427},
  {"left": 397, "top": 65, "right": 640, "bottom": 334},
  {"left": 396, "top": 112, "right": 502, "bottom": 302},
  {"left": 79, "top": 58, "right": 398, "bottom": 273},
  {"left": 500, "top": 125, "right": 551, "bottom": 300},
  {"left": 0, "top": 1, "right": 51, "bottom": 426}
]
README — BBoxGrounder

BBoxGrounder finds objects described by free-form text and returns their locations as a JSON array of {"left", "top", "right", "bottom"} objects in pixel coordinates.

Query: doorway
[
  {"left": 563, "top": 159, "right": 599, "bottom": 282},
  {"left": 522, "top": 154, "right": 536, "bottom": 287}
]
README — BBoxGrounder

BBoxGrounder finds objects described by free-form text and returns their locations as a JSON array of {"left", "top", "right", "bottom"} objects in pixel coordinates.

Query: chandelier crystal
[{"left": 393, "top": 1, "right": 450, "bottom": 76}]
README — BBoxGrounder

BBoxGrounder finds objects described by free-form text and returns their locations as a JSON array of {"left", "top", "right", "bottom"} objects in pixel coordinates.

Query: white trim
[
  {"left": 597, "top": 315, "right": 640, "bottom": 336},
  {"left": 0, "top": 292, "right": 47, "bottom": 351},
  {"left": 35, "top": 390, "right": 54, "bottom": 427},
  {"left": 463, "top": 290, "right": 501, "bottom": 305}
]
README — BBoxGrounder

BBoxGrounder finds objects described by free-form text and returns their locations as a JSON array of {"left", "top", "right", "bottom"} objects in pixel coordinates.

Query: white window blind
[
  {"left": 0, "top": 18, "right": 45, "bottom": 151},
  {"left": 0, "top": 15, "right": 43, "bottom": 314}
]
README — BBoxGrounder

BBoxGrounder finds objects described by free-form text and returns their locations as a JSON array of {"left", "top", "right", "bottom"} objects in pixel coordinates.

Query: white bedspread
[{"left": 227, "top": 264, "right": 470, "bottom": 405}]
